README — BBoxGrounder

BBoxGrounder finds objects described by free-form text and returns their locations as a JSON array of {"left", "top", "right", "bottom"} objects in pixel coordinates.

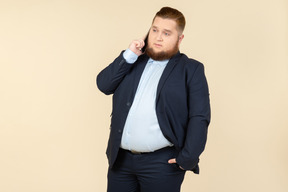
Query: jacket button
[
  {"left": 126, "top": 102, "right": 131, "bottom": 106},
  {"left": 118, "top": 129, "right": 122, "bottom": 133}
]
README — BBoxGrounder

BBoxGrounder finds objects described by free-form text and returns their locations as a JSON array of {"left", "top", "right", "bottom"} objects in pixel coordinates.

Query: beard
[{"left": 145, "top": 43, "right": 179, "bottom": 61}]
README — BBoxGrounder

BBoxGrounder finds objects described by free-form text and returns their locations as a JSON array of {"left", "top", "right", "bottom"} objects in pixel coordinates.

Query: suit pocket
[{"left": 172, "top": 163, "right": 186, "bottom": 172}]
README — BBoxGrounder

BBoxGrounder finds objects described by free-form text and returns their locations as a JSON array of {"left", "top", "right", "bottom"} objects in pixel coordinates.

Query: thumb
[{"left": 168, "top": 158, "right": 177, "bottom": 164}]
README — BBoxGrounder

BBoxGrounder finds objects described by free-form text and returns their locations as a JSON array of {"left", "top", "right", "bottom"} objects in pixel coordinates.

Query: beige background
[{"left": 0, "top": 0, "right": 287, "bottom": 191}]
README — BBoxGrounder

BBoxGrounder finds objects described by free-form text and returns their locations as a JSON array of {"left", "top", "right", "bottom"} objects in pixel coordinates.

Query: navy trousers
[{"left": 107, "top": 147, "right": 186, "bottom": 192}]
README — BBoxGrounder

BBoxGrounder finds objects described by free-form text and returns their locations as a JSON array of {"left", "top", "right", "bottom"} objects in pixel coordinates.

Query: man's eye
[
  {"left": 153, "top": 29, "right": 157, "bottom": 32},
  {"left": 165, "top": 33, "right": 170, "bottom": 36}
]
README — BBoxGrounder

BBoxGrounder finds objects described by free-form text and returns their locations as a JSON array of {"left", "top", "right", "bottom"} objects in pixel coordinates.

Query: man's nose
[{"left": 156, "top": 33, "right": 163, "bottom": 41}]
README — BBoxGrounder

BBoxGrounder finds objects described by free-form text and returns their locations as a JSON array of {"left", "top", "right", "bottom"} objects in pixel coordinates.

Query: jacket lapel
[{"left": 156, "top": 52, "right": 181, "bottom": 100}]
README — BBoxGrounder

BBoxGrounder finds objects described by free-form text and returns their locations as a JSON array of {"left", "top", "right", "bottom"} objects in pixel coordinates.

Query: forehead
[{"left": 151, "top": 17, "right": 178, "bottom": 31}]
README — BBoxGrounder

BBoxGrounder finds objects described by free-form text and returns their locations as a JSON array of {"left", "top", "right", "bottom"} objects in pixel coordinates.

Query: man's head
[{"left": 146, "top": 7, "right": 185, "bottom": 61}]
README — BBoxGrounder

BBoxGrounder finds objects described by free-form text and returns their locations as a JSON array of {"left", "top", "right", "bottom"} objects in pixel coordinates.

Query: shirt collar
[{"left": 148, "top": 58, "right": 169, "bottom": 66}]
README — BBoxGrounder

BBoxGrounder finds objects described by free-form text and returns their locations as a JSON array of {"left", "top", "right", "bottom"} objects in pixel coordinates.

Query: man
[{"left": 97, "top": 7, "right": 211, "bottom": 192}]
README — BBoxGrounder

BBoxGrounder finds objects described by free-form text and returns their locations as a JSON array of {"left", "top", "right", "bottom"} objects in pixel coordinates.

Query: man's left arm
[{"left": 171, "top": 62, "right": 211, "bottom": 172}]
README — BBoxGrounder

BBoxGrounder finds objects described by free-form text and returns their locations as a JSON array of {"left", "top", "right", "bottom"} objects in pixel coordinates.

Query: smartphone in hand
[{"left": 141, "top": 32, "right": 149, "bottom": 53}]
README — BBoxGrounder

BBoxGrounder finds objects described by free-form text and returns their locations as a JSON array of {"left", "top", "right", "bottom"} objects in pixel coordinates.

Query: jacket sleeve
[
  {"left": 176, "top": 63, "right": 211, "bottom": 173},
  {"left": 96, "top": 51, "right": 134, "bottom": 95}
]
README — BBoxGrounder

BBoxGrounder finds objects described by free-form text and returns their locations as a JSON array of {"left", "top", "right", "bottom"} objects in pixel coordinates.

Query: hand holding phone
[
  {"left": 128, "top": 31, "right": 149, "bottom": 56},
  {"left": 128, "top": 39, "right": 145, "bottom": 56}
]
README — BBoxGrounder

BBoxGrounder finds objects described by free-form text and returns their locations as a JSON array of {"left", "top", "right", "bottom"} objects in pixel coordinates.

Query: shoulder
[{"left": 177, "top": 53, "right": 204, "bottom": 70}]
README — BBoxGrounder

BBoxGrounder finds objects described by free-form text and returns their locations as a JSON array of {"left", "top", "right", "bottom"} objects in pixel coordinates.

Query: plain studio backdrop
[{"left": 0, "top": 0, "right": 287, "bottom": 191}]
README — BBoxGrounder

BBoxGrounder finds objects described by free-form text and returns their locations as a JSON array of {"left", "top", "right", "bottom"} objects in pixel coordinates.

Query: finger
[
  {"left": 133, "top": 40, "right": 139, "bottom": 48},
  {"left": 128, "top": 39, "right": 145, "bottom": 56},
  {"left": 138, "top": 39, "right": 145, "bottom": 47},
  {"left": 136, "top": 40, "right": 144, "bottom": 51},
  {"left": 141, "top": 39, "right": 145, "bottom": 48},
  {"left": 168, "top": 158, "right": 177, "bottom": 164}
]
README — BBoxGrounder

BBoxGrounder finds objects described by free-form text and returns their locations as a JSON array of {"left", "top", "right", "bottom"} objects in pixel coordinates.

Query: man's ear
[{"left": 178, "top": 34, "right": 184, "bottom": 45}]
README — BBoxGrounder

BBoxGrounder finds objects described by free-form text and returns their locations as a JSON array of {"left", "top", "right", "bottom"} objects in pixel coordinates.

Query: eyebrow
[{"left": 152, "top": 26, "right": 173, "bottom": 33}]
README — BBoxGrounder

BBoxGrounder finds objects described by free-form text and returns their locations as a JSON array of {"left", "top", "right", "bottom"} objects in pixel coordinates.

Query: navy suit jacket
[{"left": 97, "top": 51, "right": 210, "bottom": 174}]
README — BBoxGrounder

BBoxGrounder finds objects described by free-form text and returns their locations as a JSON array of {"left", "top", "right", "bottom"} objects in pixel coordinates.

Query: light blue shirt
[{"left": 120, "top": 49, "right": 173, "bottom": 152}]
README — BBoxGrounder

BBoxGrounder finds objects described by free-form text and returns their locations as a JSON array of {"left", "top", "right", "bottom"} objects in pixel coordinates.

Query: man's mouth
[{"left": 154, "top": 43, "right": 162, "bottom": 48}]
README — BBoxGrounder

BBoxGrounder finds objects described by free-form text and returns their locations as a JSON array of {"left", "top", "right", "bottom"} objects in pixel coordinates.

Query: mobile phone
[{"left": 141, "top": 32, "right": 149, "bottom": 53}]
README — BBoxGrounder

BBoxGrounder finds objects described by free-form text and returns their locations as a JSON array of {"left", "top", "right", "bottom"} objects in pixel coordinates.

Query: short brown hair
[{"left": 153, "top": 7, "right": 186, "bottom": 34}]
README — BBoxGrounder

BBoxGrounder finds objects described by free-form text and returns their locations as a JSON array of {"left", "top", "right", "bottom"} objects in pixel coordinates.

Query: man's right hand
[{"left": 128, "top": 39, "right": 145, "bottom": 56}]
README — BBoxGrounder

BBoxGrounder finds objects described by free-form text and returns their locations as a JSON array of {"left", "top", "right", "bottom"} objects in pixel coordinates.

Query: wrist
[{"left": 123, "top": 49, "right": 138, "bottom": 64}]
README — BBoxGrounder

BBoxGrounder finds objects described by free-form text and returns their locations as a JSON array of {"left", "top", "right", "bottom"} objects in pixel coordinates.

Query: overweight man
[{"left": 97, "top": 7, "right": 211, "bottom": 192}]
